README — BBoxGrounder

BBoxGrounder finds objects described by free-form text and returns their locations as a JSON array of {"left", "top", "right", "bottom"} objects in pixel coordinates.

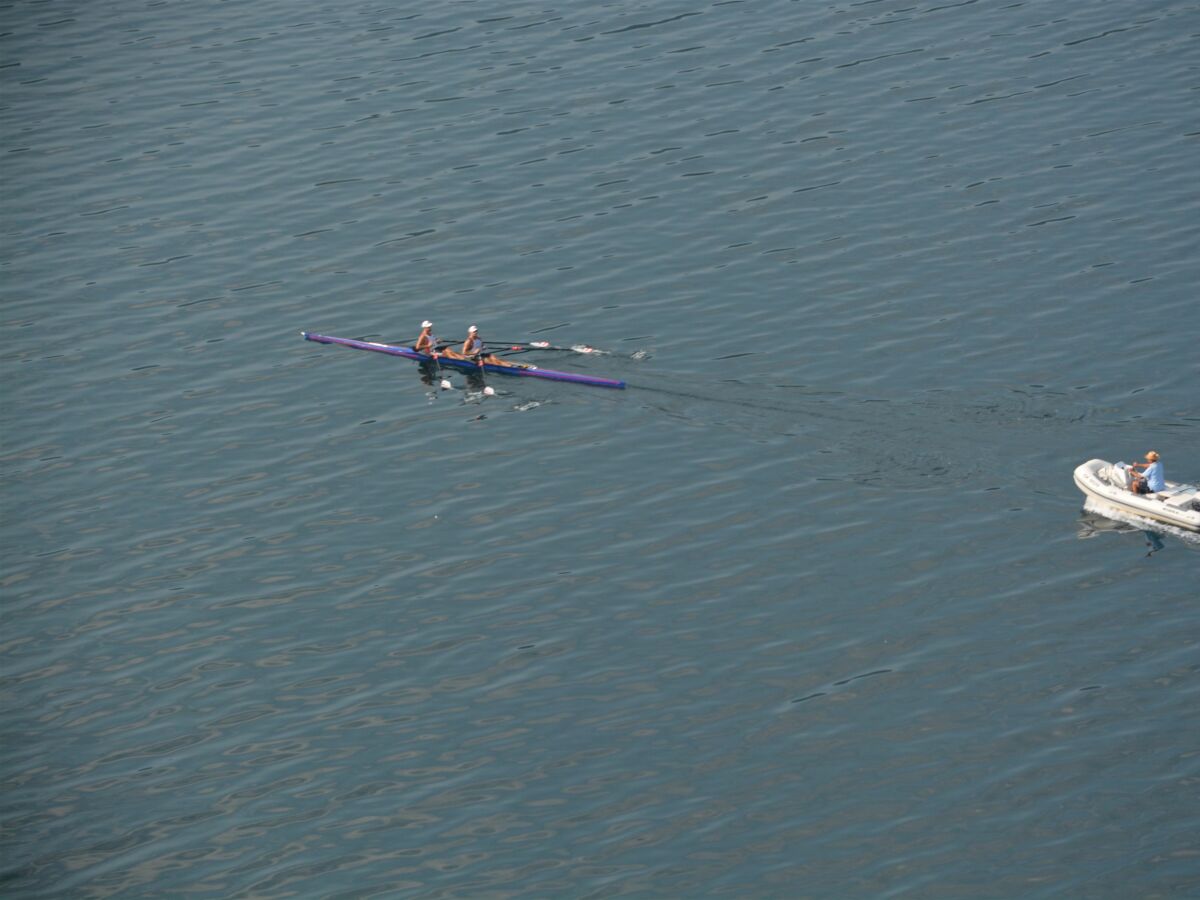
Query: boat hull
[
  {"left": 1073, "top": 459, "right": 1200, "bottom": 533},
  {"left": 302, "top": 332, "right": 625, "bottom": 389}
]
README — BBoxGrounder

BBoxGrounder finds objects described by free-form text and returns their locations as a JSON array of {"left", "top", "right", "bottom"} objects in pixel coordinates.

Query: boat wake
[
  {"left": 625, "top": 378, "right": 1030, "bottom": 490},
  {"left": 1079, "top": 497, "right": 1200, "bottom": 546}
]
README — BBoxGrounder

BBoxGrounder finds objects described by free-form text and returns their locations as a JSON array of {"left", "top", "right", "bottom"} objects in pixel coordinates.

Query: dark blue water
[{"left": 3, "top": 1, "right": 1198, "bottom": 896}]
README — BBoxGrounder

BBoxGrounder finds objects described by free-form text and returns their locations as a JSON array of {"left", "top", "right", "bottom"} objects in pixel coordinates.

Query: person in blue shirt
[{"left": 1129, "top": 451, "right": 1165, "bottom": 494}]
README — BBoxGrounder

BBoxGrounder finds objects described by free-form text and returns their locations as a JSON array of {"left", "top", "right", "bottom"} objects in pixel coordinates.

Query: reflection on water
[
  {"left": 462, "top": 369, "right": 489, "bottom": 395},
  {"left": 1076, "top": 509, "right": 1141, "bottom": 539},
  {"left": 418, "top": 359, "right": 439, "bottom": 390},
  {"left": 1076, "top": 510, "right": 1171, "bottom": 556},
  {"left": 1144, "top": 531, "right": 1166, "bottom": 556},
  {"left": 415, "top": 360, "right": 497, "bottom": 412}
]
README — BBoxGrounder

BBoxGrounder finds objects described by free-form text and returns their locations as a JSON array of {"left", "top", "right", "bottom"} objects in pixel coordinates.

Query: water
[{"left": 2, "top": 1, "right": 1198, "bottom": 896}]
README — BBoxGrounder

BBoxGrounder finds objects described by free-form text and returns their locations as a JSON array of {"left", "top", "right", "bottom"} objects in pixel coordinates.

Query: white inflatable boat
[{"left": 1073, "top": 459, "right": 1200, "bottom": 533}]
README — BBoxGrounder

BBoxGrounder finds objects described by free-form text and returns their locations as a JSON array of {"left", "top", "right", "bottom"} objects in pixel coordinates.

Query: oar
[
  {"left": 377, "top": 337, "right": 452, "bottom": 351},
  {"left": 429, "top": 343, "right": 496, "bottom": 395},
  {"left": 465, "top": 364, "right": 496, "bottom": 398},
  {"left": 405, "top": 340, "right": 452, "bottom": 389},
  {"left": 486, "top": 340, "right": 602, "bottom": 355}
]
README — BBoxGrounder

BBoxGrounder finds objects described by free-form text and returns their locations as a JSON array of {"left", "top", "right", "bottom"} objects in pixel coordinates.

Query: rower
[
  {"left": 413, "top": 320, "right": 438, "bottom": 356},
  {"left": 445, "top": 325, "right": 502, "bottom": 365},
  {"left": 462, "top": 325, "right": 484, "bottom": 360}
]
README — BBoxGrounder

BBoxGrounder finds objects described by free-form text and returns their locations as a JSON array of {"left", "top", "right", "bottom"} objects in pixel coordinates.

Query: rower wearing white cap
[
  {"left": 414, "top": 320, "right": 438, "bottom": 356},
  {"left": 444, "top": 325, "right": 502, "bottom": 366},
  {"left": 462, "top": 325, "right": 484, "bottom": 360}
]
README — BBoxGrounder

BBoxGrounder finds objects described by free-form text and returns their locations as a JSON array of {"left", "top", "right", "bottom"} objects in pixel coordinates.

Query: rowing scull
[{"left": 301, "top": 332, "right": 626, "bottom": 389}]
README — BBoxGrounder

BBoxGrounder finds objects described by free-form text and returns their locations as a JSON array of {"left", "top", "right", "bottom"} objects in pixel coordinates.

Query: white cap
[
  {"left": 468, "top": 325, "right": 478, "bottom": 333},
  {"left": 422, "top": 320, "right": 432, "bottom": 328}
]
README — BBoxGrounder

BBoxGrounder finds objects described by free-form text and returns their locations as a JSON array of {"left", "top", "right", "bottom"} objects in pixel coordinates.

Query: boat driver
[{"left": 1128, "top": 451, "right": 1164, "bottom": 494}]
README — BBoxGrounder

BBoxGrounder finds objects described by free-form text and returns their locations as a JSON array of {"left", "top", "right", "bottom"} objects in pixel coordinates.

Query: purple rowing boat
[{"left": 301, "top": 332, "right": 626, "bottom": 389}]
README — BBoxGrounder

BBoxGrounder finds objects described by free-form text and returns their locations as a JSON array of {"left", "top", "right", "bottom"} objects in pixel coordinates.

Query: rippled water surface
[{"left": 3, "top": 1, "right": 1198, "bottom": 896}]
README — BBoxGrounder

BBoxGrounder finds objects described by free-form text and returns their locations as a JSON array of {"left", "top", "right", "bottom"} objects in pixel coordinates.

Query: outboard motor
[{"left": 1108, "top": 462, "right": 1132, "bottom": 490}]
